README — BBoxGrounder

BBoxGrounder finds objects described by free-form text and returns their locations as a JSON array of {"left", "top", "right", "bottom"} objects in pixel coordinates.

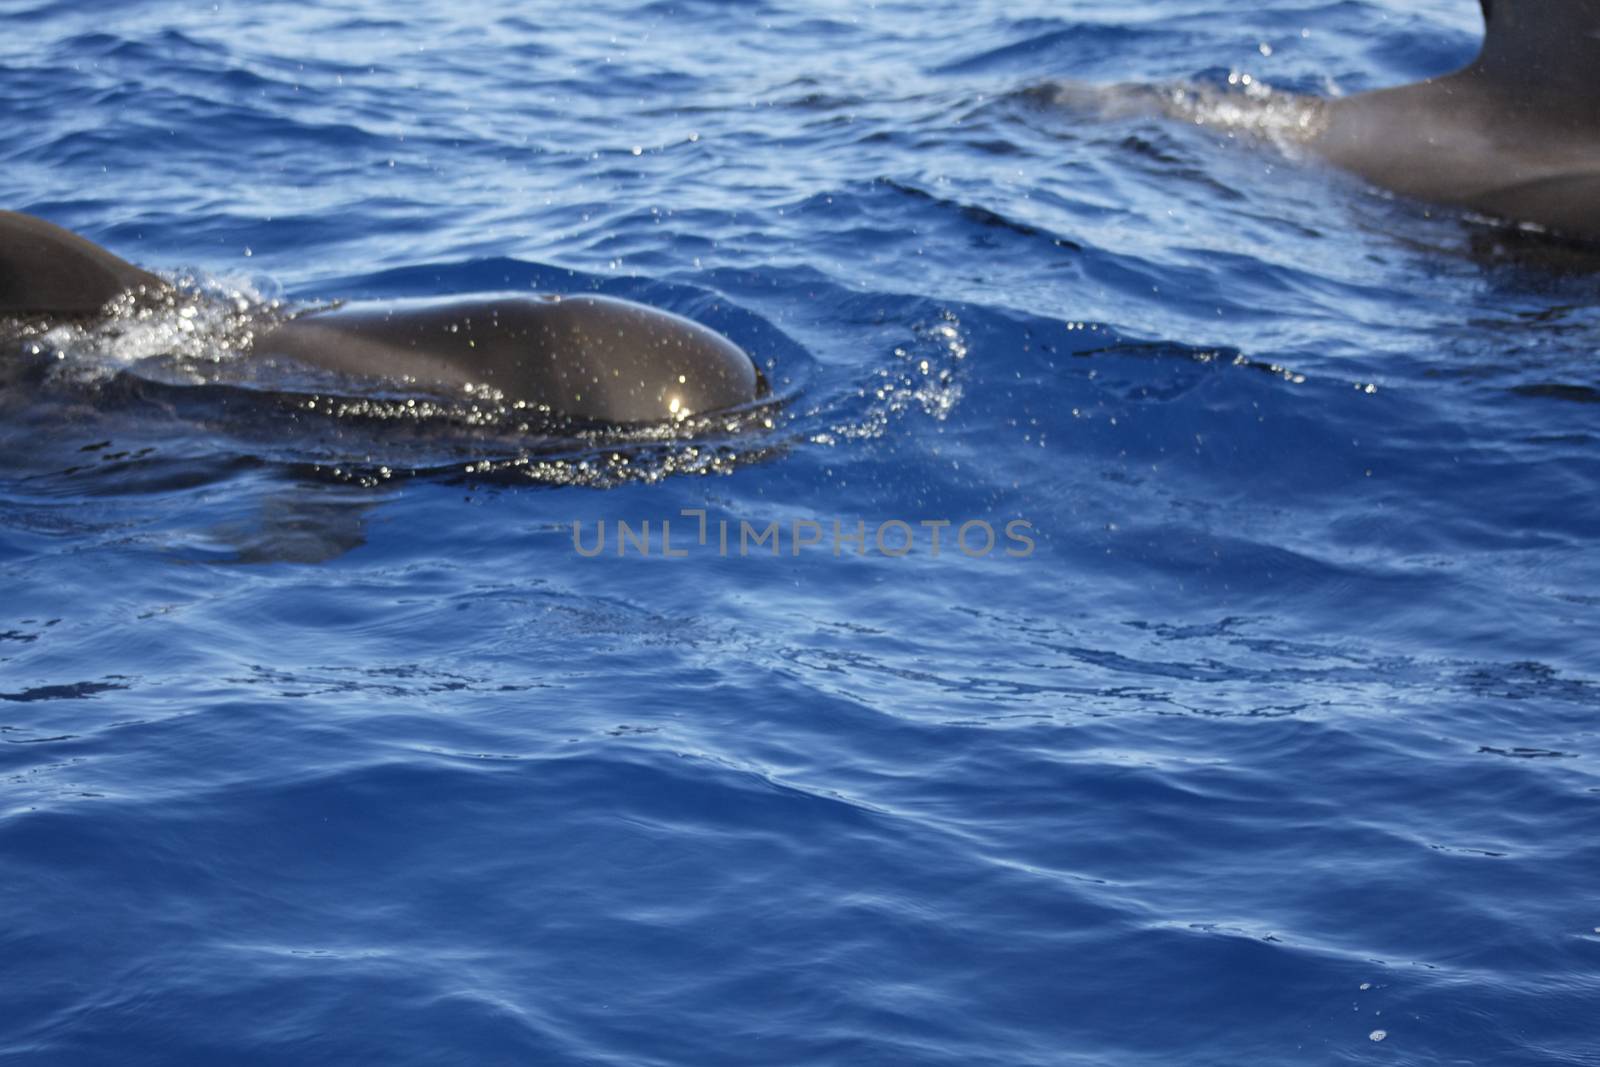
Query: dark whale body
[
  {"left": 1312, "top": 0, "right": 1600, "bottom": 240},
  {"left": 0, "top": 210, "right": 169, "bottom": 316},
  {"left": 258, "top": 294, "right": 761, "bottom": 423},
  {"left": 0, "top": 210, "right": 764, "bottom": 424}
]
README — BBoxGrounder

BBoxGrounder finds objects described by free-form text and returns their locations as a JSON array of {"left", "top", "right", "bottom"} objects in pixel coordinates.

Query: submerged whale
[
  {"left": 0, "top": 209, "right": 765, "bottom": 424},
  {"left": 1311, "top": 0, "right": 1600, "bottom": 240}
]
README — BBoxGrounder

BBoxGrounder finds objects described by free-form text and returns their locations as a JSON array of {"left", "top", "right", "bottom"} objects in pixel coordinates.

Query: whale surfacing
[
  {"left": 0, "top": 210, "right": 766, "bottom": 425},
  {"left": 1312, "top": 0, "right": 1600, "bottom": 240},
  {"left": 260, "top": 294, "right": 761, "bottom": 424}
]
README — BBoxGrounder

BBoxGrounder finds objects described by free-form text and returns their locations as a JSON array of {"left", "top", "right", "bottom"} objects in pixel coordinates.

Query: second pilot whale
[
  {"left": 1310, "top": 0, "right": 1600, "bottom": 240},
  {"left": 0, "top": 209, "right": 766, "bottom": 424}
]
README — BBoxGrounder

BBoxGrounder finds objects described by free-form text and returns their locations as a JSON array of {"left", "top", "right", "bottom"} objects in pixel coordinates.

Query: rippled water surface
[{"left": 3, "top": 1, "right": 1597, "bottom": 1064}]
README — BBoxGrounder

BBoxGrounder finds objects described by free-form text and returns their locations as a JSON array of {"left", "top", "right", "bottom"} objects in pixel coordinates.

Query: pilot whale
[
  {"left": 1311, "top": 0, "right": 1600, "bottom": 240},
  {"left": 0, "top": 209, "right": 765, "bottom": 424}
]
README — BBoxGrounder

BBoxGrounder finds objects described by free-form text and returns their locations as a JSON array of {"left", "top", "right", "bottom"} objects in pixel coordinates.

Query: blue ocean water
[{"left": 2, "top": 0, "right": 1597, "bottom": 1062}]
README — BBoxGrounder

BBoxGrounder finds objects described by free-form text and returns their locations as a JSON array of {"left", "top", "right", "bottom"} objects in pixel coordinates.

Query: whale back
[
  {"left": 0, "top": 211, "right": 167, "bottom": 317},
  {"left": 257, "top": 294, "right": 766, "bottom": 424}
]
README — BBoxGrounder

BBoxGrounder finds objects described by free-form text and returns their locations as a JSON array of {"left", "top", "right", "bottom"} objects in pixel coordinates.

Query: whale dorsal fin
[
  {"left": 0, "top": 211, "right": 165, "bottom": 316},
  {"left": 1472, "top": 0, "right": 1600, "bottom": 100}
]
